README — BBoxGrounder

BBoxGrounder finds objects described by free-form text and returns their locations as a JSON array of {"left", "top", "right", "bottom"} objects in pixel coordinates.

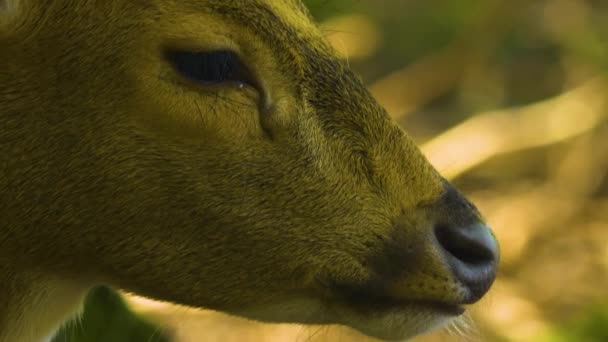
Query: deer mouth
[
  {"left": 305, "top": 277, "right": 467, "bottom": 340},
  {"left": 320, "top": 277, "right": 466, "bottom": 316},
  {"left": 406, "top": 300, "right": 465, "bottom": 316},
  {"left": 336, "top": 291, "right": 466, "bottom": 318}
]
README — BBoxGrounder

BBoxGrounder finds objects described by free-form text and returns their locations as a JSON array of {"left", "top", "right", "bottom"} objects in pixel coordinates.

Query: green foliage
[
  {"left": 51, "top": 287, "right": 169, "bottom": 342},
  {"left": 544, "top": 303, "right": 608, "bottom": 342},
  {"left": 307, "top": 0, "right": 607, "bottom": 107}
]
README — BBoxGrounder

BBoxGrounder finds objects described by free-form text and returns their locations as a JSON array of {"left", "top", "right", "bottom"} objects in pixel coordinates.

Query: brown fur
[{"left": 0, "top": 0, "right": 497, "bottom": 341}]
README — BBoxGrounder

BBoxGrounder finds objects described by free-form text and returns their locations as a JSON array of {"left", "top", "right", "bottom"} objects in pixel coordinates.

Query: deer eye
[{"left": 164, "top": 49, "right": 257, "bottom": 89}]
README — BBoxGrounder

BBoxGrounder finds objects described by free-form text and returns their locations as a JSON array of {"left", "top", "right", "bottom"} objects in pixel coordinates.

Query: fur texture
[{"left": 0, "top": 1, "right": 497, "bottom": 341}]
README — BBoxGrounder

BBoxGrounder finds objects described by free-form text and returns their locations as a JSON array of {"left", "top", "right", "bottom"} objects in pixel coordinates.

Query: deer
[{"left": 0, "top": 0, "right": 499, "bottom": 341}]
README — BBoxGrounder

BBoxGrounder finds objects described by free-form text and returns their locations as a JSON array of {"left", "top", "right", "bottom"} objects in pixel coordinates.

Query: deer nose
[{"left": 434, "top": 222, "right": 499, "bottom": 302}]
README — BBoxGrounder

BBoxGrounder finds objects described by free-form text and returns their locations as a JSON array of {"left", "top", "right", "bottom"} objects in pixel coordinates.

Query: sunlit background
[{"left": 77, "top": 0, "right": 608, "bottom": 341}]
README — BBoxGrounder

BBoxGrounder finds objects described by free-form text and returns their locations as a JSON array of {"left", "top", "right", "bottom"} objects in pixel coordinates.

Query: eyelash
[{"left": 164, "top": 49, "right": 257, "bottom": 89}]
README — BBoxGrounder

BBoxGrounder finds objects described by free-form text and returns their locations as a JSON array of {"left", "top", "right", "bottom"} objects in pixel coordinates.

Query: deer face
[{"left": 0, "top": 0, "right": 498, "bottom": 340}]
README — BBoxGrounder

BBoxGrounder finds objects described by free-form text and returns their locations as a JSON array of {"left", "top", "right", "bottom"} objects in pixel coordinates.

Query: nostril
[
  {"left": 434, "top": 223, "right": 497, "bottom": 265},
  {"left": 434, "top": 222, "right": 499, "bottom": 301}
]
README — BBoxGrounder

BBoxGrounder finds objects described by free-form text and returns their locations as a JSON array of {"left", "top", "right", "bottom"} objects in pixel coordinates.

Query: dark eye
[{"left": 164, "top": 49, "right": 257, "bottom": 89}]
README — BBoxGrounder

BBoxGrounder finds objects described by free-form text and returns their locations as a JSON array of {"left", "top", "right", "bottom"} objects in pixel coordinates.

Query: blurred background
[{"left": 57, "top": 0, "right": 608, "bottom": 341}]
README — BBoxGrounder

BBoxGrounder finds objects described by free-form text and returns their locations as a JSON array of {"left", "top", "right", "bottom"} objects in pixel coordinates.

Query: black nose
[{"left": 434, "top": 222, "right": 499, "bottom": 302}]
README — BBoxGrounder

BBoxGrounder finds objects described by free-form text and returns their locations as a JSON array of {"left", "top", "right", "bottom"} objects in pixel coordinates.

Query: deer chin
[
  {"left": 229, "top": 295, "right": 461, "bottom": 341},
  {"left": 328, "top": 300, "right": 462, "bottom": 341}
]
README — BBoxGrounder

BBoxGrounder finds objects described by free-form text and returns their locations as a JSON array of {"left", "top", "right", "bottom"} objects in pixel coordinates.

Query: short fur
[{"left": 0, "top": 1, "right": 496, "bottom": 341}]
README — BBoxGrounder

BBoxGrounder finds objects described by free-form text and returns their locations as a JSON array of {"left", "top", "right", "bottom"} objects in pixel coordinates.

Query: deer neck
[{"left": 0, "top": 264, "right": 91, "bottom": 342}]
